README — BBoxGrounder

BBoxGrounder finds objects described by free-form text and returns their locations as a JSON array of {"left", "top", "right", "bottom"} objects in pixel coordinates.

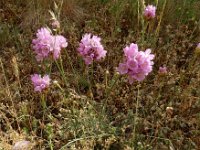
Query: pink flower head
[
  {"left": 32, "top": 28, "right": 54, "bottom": 61},
  {"left": 124, "top": 43, "right": 138, "bottom": 58},
  {"left": 158, "top": 66, "right": 167, "bottom": 74},
  {"left": 32, "top": 27, "right": 68, "bottom": 61},
  {"left": 31, "top": 74, "right": 51, "bottom": 92},
  {"left": 77, "top": 33, "right": 107, "bottom": 65},
  {"left": 144, "top": 5, "right": 156, "bottom": 20},
  {"left": 117, "top": 43, "right": 154, "bottom": 84},
  {"left": 52, "top": 35, "right": 68, "bottom": 59}
]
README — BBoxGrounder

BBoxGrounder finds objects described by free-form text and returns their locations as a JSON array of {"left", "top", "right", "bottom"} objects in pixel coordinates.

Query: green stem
[
  {"left": 137, "top": 0, "right": 140, "bottom": 30},
  {"left": 59, "top": 57, "right": 65, "bottom": 77},
  {"left": 133, "top": 84, "right": 140, "bottom": 147},
  {"left": 40, "top": 93, "right": 47, "bottom": 140},
  {"left": 64, "top": 49, "right": 76, "bottom": 75},
  {"left": 41, "top": 93, "right": 46, "bottom": 110},
  {"left": 48, "top": 59, "right": 53, "bottom": 74},
  {"left": 59, "top": 134, "right": 110, "bottom": 150},
  {"left": 55, "top": 58, "right": 68, "bottom": 88},
  {"left": 49, "top": 139, "right": 53, "bottom": 150},
  {"left": 156, "top": 0, "right": 159, "bottom": 7},
  {"left": 87, "top": 64, "right": 94, "bottom": 99},
  {"left": 91, "top": 62, "right": 94, "bottom": 84},
  {"left": 139, "top": 0, "right": 145, "bottom": 43},
  {"left": 58, "top": 0, "right": 63, "bottom": 21},
  {"left": 155, "top": 0, "right": 167, "bottom": 37},
  {"left": 102, "top": 74, "right": 119, "bottom": 115}
]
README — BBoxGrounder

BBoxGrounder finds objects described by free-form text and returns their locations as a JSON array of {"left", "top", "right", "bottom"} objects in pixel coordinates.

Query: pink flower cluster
[
  {"left": 158, "top": 66, "right": 167, "bottom": 74},
  {"left": 117, "top": 43, "right": 154, "bottom": 84},
  {"left": 31, "top": 74, "right": 51, "bottom": 92},
  {"left": 32, "top": 27, "right": 68, "bottom": 61},
  {"left": 144, "top": 5, "right": 156, "bottom": 20},
  {"left": 77, "top": 33, "right": 107, "bottom": 65}
]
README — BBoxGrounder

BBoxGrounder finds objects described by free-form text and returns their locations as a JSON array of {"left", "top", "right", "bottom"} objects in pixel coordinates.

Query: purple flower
[
  {"left": 77, "top": 33, "right": 107, "bottom": 65},
  {"left": 124, "top": 43, "right": 138, "bottom": 58},
  {"left": 118, "top": 63, "right": 128, "bottom": 74},
  {"left": 52, "top": 35, "right": 68, "bottom": 59},
  {"left": 31, "top": 74, "right": 51, "bottom": 92},
  {"left": 32, "top": 28, "right": 53, "bottom": 61},
  {"left": 32, "top": 27, "right": 68, "bottom": 61},
  {"left": 13, "top": 140, "right": 31, "bottom": 150},
  {"left": 158, "top": 66, "right": 167, "bottom": 74},
  {"left": 144, "top": 5, "right": 156, "bottom": 20},
  {"left": 117, "top": 43, "right": 154, "bottom": 84}
]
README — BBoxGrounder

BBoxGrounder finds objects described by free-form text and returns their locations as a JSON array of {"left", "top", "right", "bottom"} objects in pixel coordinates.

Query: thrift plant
[
  {"left": 32, "top": 27, "right": 68, "bottom": 61},
  {"left": 1, "top": 1, "right": 199, "bottom": 149},
  {"left": 52, "top": 35, "right": 68, "bottom": 59},
  {"left": 144, "top": 5, "right": 156, "bottom": 20},
  {"left": 32, "top": 28, "right": 53, "bottom": 61},
  {"left": 117, "top": 43, "right": 154, "bottom": 83},
  {"left": 31, "top": 74, "right": 51, "bottom": 92},
  {"left": 77, "top": 33, "right": 107, "bottom": 65}
]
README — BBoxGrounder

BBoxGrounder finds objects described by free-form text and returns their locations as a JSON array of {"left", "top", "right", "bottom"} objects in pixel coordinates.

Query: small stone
[{"left": 13, "top": 140, "right": 31, "bottom": 150}]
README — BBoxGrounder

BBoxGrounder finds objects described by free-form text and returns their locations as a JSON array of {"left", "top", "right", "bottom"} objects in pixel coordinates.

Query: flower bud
[
  {"left": 144, "top": 5, "right": 156, "bottom": 20},
  {"left": 166, "top": 107, "right": 173, "bottom": 117},
  {"left": 158, "top": 66, "right": 167, "bottom": 75},
  {"left": 52, "top": 20, "right": 60, "bottom": 29}
]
